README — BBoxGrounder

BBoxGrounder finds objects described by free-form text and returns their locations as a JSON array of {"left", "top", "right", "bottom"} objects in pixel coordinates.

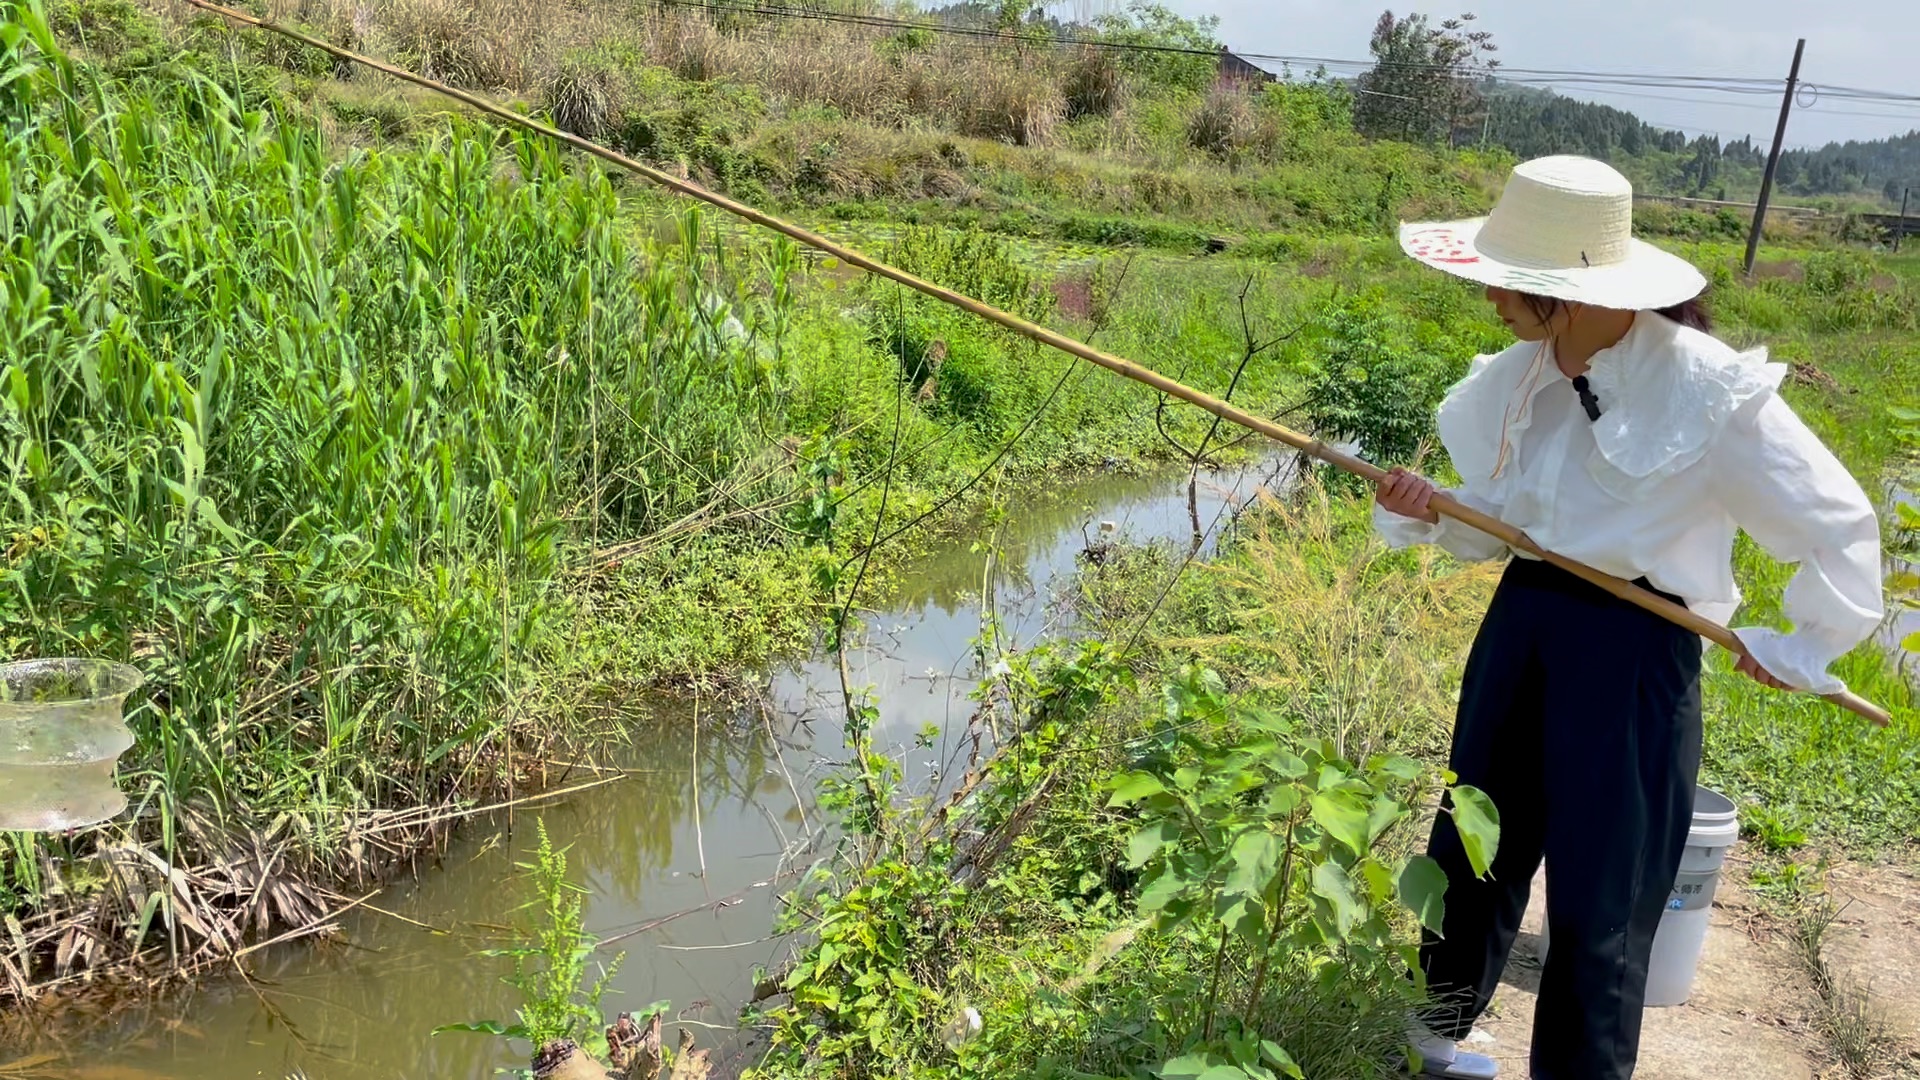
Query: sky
[{"left": 1144, "top": 0, "right": 1920, "bottom": 150}]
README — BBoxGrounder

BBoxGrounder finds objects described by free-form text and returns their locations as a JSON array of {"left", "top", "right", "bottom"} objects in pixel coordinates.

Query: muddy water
[{"left": 61, "top": 459, "right": 1287, "bottom": 1080}]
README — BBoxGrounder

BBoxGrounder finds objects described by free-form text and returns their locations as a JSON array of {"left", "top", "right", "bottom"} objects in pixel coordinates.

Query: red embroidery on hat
[{"left": 1404, "top": 228, "right": 1482, "bottom": 265}]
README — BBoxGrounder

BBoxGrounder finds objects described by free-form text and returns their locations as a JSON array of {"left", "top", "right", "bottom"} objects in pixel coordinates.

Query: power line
[
  {"left": 646, "top": 0, "right": 1920, "bottom": 130},
  {"left": 650, "top": 0, "right": 1790, "bottom": 90}
]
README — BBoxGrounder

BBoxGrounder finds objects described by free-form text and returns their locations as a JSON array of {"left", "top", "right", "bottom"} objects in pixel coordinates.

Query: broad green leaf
[
  {"left": 1262, "top": 1041, "right": 1305, "bottom": 1079},
  {"left": 1109, "top": 771, "right": 1166, "bottom": 806},
  {"left": 1157, "top": 1052, "right": 1216, "bottom": 1078},
  {"left": 1311, "top": 790, "right": 1371, "bottom": 856},
  {"left": 1265, "top": 748, "right": 1308, "bottom": 779},
  {"left": 1449, "top": 785, "right": 1502, "bottom": 878},
  {"left": 1311, "top": 860, "right": 1364, "bottom": 938},
  {"left": 1264, "top": 783, "right": 1301, "bottom": 817},
  {"left": 1358, "top": 857, "right": 1395, "bottom": 904},
  {"left": 1221, "top": 831, "right": 1280, "bottom": 938},
  {"left": 1224, "top": 830, "right": 1280, "bottom": 898},
  {"left": 432, "top": 1020, "right": 529, "bottom": 1039},
  {"left": 1397, "top": 854, "right": 1448, "bottom": 934},
  {"left": 1902, "top": 630, "right": 1920, "bottom": 654},
  {"left": 1369, "top": 753, "right": 1425, "bottom": 782},
  {"left": 1365, "top": 792, "right": 1408, "bottom": 844},
  {"left": 1241, "top": 707, "right": 1294, "bottom": 735},
  {"left": 1137, "top": 866, "right": 1189, "bottom": 914},
  {"left": 1127, "top": 820, "right": 1180, "bottom": 868}
]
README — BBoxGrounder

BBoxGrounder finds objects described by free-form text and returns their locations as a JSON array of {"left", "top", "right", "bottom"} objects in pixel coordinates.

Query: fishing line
[{"left": 171, "top": 0, "right": 1892, "bottom": 728}]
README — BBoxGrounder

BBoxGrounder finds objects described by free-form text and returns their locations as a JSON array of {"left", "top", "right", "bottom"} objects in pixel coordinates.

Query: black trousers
[{"left": 1419, "top": 557, "right": 1703, "bottom": 1080}]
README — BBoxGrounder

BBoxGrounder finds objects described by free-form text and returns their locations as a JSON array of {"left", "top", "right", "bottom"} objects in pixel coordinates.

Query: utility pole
[
  {"left": 1898, "top": 186, "right": 1911, "bottom": 254},
  {"left": 1744, "top": 38, "right": 1805, "bottom": 276}
]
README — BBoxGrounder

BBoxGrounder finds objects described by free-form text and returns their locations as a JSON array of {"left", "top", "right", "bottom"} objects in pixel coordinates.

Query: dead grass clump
[
  {"left": 378, "top": 0, "right": 544, "bottom": 90},
  {"left": 1168, "top": 486, "right": 1497, "bottom": 761},
  {"left": 647, "top": 9, "right": 730, "bottom": 84},
  {"left": 1187, "top": 86, "right": 1255, "bottom": 159},
  {"left": 1062, "top": 45, "right": 1127, "bottom": 120},
  {"left": 544, "top": 52, "right": 626, "bottom": 140},
  {"left": 953, "top": 63, "right": 1063, "bottom": 146}
]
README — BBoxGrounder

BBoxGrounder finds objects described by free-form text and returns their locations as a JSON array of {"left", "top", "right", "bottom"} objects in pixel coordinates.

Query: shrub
[
  {"left": 1804, "top": 250, "right": 1876, "bottom": 296},
  {"left": 1062, "top": 45, "right": 1127, "bottom": 120},
  {"left": 1187, "top": 86, "right": 1255, "bottom": 159},
  {"left": 543, "top": 51, "right": 626, "bottom": 141},
  {"left": 1091, "top": 1, "right": 1222, "bottom": 96},
  {"left": 45, "top": 0, "right": 160, "bottom": 57},
  {"left": 1301, "top": 296, "right": 1454, "bottom": 479}
]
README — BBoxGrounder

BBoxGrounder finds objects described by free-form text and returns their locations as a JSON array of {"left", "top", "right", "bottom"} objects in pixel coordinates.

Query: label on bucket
[{"left": 1668, "top": 868, "right": 1718, "bottom": 912}]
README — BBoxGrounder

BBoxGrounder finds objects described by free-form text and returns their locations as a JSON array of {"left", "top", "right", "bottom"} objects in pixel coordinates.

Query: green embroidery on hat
[{"left": 1501, "top": 268, "right": 1574, "bottom": 291}]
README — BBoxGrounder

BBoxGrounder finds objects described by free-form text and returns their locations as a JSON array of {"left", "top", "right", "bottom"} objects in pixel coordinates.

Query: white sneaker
[{"left": 1406, "top": 1020, "right": 1499, "bottom": 1079}]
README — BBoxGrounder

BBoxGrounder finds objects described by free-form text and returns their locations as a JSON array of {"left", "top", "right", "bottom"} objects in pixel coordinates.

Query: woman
[{"left": 1375, "top": 156, "right": 1883, "bottom": 1080}]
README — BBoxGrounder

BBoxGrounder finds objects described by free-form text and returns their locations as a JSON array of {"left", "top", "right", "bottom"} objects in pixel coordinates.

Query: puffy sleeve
[
  {"left": 1372, "top": 486, "right": 1511, "bottom": 562},
  {"left": 1713, "top": 391, "right": 1884, "bottom": 694},
  {"left": 1372, "top": 348, "right": 1515, "bottom": 563}
]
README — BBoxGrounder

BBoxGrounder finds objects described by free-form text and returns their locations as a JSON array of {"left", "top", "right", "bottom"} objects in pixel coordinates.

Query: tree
[
  {"left": 1353, "top": 10, "right": 1498, "bottom": 145},
  {"left": 1091, "top": 1, "right": 1222, "bottom": 96}
]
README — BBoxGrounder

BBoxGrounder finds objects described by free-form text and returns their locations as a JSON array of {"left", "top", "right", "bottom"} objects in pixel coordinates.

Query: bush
[
  {"left": 45, "top": 0, "right": 160, "bottom": 57},
  {"left": 1062, "top": 45, "right": 1127, "bottom": 120},
  {"left": 1301, "top": 296, "right": 1454, "bottom": 478},
  {"left": 1804, "top": 250, "right": 1876, "bottom": 296},
  {"left": 543, "top": 50, "right": 627, "bottom": 141},
  {"left": 1186, "top": 86, "right": 1255, "bottom": 159},
  {"left": 1091, "top": 1, "right": 1222, "bottom": 96}
]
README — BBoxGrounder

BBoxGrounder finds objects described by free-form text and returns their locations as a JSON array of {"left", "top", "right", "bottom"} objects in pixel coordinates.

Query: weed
[
  {"left": 435, "top": 820, "right": 637, "bottom": 1071},
  {"left": 1785, "top": 896, "right": 1906, "bottom": 1078}
]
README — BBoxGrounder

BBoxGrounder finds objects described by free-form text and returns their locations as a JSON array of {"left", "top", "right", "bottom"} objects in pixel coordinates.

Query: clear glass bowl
[{"left": 0, "top": 658, "right": 144, "bottom": 831}]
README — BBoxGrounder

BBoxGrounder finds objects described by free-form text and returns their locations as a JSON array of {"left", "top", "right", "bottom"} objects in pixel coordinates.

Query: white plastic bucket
[{"left": 1536, "top": 786, "right": 1740, "bottom": 1007}]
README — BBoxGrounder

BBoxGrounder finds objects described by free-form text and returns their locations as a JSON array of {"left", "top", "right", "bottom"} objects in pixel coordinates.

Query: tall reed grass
[{"left": 0, "top": 1, "right": 797, "bottom": 987}]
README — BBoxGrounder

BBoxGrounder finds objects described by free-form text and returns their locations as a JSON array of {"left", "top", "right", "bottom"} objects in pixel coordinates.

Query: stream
[
  {"left": 42, "top": 468, "right": 1917, "bottom": 1078},
  {"left": 64, "top": 458, "right": 1288, "bottom": 1079}
]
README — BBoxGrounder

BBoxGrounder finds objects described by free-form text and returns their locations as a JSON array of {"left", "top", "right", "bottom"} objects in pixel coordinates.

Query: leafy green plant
[
  {"left": 435, "top": 820, "right": 636, "bottom": 1069},
  {"left": 1110, "top": 665, "right": 1500, "bottom": 1078},
  {"left": 1299, "top": 296, "right": 1451, "bottom": 483}
]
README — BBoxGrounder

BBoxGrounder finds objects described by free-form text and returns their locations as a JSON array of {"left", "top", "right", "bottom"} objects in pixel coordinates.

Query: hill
[{"left": 1474, "top": 82, "right": 1919, "bottom": 208}]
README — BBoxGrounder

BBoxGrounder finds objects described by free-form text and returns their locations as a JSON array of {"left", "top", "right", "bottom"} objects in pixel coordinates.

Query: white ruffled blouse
[{"left": 1372, "top": 311, "right": 1883, "bottom": 694}]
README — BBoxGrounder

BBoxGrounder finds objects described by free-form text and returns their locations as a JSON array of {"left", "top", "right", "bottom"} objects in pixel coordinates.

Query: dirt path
[{"left": 1468, "top": 855, "right": 1920, "bottom": 1079}]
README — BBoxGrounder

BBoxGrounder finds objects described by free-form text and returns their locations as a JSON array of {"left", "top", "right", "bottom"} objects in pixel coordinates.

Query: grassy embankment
[
  {"left": 744, "top": 251, "right": 1920, "bottom": 1078},
  {"left": 6, "top": 0, "right": 1914, "bottom": 1049},
  {"left": 1, "top": 0, "right": 1511, "bottom": 999}
]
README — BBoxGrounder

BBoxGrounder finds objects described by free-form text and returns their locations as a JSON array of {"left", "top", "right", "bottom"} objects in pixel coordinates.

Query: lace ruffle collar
[{"left": 1437, "top": 313, "right": 1787, "bottom": 490}]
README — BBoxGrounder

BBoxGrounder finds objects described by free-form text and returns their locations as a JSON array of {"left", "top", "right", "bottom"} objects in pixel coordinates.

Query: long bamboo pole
[{"left": 172, "top": 0, "right": 1892, "bottom": 728}]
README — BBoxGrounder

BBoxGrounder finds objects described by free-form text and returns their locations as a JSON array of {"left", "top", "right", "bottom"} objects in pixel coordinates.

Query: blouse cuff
[
  {"left": 1732, "top": 626, "right": 1847, "bottom": 695},
  {"left": 1372, "top": 501, "right": 1443, "bottom": 549}
]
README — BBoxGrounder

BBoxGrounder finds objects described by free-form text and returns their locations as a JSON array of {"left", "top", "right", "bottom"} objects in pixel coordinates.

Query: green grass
[{"left": 13, "top": 0, "right": 1920, "bottom": 1031}]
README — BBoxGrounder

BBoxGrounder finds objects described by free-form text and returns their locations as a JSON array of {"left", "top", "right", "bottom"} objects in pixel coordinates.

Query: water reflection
[{"left": 54, "top": 459, "right": 1284, "bottom": 1079}]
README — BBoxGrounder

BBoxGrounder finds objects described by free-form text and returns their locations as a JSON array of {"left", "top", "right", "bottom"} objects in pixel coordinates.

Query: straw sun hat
[{"left": 1399, "top": 155, "right": 1708, "bottom": 311}]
